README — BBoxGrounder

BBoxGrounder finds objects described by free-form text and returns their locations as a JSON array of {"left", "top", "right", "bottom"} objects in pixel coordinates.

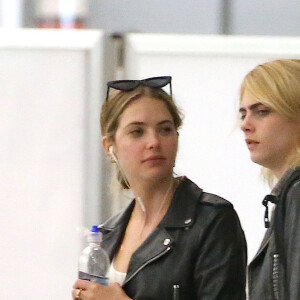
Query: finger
[
  {"left": 73, "top": 279, "right": 92, "bottom": 289},
  {"left": 72, "top": 288, "right": 84, "bottom": 300}
]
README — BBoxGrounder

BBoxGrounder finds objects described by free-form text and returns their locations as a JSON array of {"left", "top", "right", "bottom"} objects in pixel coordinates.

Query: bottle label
[{"left": 78, "top": 271, "right": 108, "bottom": 286}]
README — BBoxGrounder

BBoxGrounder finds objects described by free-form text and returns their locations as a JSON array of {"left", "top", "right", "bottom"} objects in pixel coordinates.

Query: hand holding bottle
[{"left": 72, "top": 279, "right": 133, "bottom": 300}]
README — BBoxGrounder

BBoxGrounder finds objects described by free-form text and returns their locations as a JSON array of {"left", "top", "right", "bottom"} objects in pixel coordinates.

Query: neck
[
  {"left": 132, "top": 177, "right": 177, "bottom": 227},
  {"left": 272, "top": 160, "right": 293, "bottom": 180},
  {"left": 267, "top": 153, "right": 296, "bottom": 180}
]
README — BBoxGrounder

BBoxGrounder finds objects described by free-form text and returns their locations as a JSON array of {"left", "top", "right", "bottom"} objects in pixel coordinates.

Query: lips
[
  {"left": 142, "top": 156, "right": 166, "bottom": 163},
  {"left": 245, "top": 138, "right": 259, "bottom": 149}
]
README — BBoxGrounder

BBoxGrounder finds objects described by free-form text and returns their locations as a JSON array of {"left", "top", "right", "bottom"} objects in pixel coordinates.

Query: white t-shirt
[{"left": 107, "top": 260, "right": 127, "bottom": 286}]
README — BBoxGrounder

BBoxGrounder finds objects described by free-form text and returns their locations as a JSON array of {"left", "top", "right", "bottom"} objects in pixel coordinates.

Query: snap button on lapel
[
  {"left": 184, "top": 218, "right": 192, "bottom": 224},
  {"left": 163, "top": 238, "right": 171, "bottom": 246}
]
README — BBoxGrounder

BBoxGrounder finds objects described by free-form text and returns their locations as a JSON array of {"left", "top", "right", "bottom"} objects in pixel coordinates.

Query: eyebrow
[
  {"left": 239, "top": 102, "right": 264, "bottom": 113},
  {"left": 124, "top": 119, "right": 174, "bottom": 128}
]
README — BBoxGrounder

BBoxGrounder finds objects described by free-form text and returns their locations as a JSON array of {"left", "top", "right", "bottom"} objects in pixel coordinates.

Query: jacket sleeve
[
  {"left": 284, "top": 180, "right": 300, "bottom": 300},
  {"left": 193, "top": 206, "right": 247, "bottom": 300}
]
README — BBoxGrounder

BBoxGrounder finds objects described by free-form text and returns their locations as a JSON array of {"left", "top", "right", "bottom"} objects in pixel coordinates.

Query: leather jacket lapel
[
  {"left": 250, "top": 226, "right": 273, "bottom": 264},
  {"left": 124, "top": 227, "right": 173, "bottom": 285},
  {"left": 250, "top": 207, "right": 275, "bottom": 264},
  {"left": 99, "top": 201, "right": 135, "bottom": 261}
]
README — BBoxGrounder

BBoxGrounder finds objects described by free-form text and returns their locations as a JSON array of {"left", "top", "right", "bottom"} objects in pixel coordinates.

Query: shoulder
[
  {"left": 201, "top": 192, "right": 233, "bottom": 208},
  {"left": 285, "top": 179, "right": 300, "bottom": 207},
  {"left": 99, "top": 201, "right": 135, "bottom": 232},
  {"left": 177, "top": 176, "right": 234, "bottom": 209},
  {"left": 280, "top": 171, "right": 300, "bottom": 232},
  {"left": 279, "top": 169, "right": 300, "bottom": 215},
  {"left": 281, "top": 168, "right": 300, "bottom": 202}
]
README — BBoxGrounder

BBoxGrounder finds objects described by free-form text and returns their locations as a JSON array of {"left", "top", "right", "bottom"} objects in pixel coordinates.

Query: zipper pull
[{"left": 173, "top": 284, "right": 180, "bottom": 300}]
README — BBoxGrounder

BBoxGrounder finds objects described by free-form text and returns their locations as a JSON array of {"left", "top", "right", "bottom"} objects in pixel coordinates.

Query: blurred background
[
  {"left": 1, "top": 0, "right": 300, "bottom": 35},
  {"left": 1, "top": 1, "right": 300, "bottom": 299},
  {"left": 0, "top": 0, "right": 299, "bottom": 35}
]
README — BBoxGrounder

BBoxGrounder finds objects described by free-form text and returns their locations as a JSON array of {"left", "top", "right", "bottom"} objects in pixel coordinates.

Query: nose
[
  {"left": 240, "top": 114, "right": 254, "bottom": 133},
  {"left": 147, "top": 131, "right": 160, "bottom": 149}
]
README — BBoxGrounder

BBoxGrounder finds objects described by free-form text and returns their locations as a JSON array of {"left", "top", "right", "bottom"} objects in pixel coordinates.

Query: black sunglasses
[{"left": 106, "top": 76, "right": 172, "bottom": 101}]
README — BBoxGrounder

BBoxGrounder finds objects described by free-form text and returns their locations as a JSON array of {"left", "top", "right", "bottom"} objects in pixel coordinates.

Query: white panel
[
  {"left": 0, "top": 29, "right": 106, "bottom": 300},
  {"left": 124, "top": 33, "right": 300, "bottom": 261},
  {"left": 0, "top": 0, "right": 23, "bottom": 28}
]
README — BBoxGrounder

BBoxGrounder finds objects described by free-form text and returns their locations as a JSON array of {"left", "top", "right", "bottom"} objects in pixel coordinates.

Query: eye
[
  {"left": 240, "top": 113, "right": 246, "bottom": 120},
  {"left": 130, "top": 128, "right": 144, "bottom": 137},
  {"left": 256, "top": 108, "right": 271, "bottom": 117},
  {"left": 159, "top": 125, "right": 175, "bottom": 135}
]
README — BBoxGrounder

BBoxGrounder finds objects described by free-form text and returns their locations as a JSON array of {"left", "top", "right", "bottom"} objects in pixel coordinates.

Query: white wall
[
  {"left": 0, "top": 29, "right": 108, "bottom": 300},
  {"left": 0, "top": 0, "right": 24, "bottom": 27},
  {"left": 124, "top": 33, "right": 300, "bottom": 260}
]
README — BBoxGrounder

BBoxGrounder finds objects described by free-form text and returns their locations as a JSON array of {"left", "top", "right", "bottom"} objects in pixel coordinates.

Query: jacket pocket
[{"left": 272, "top": 253, "right": 280, "bottom": 300}]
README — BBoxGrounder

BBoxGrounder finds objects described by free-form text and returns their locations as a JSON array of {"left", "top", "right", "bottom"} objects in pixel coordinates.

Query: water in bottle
[{"left": 78, "top": 225, "right": 110, "bottom": 285}]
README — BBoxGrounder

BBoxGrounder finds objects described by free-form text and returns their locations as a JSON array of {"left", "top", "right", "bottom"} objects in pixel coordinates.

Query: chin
[
  {"left": 147, "top": 170, "right": 171, "bottom": 181},
  {"left": 251, "top": 155, "right": 272, "bottom": 169},
  {"left": 250, "top": 154, "right": 264, "bottom": 167}
]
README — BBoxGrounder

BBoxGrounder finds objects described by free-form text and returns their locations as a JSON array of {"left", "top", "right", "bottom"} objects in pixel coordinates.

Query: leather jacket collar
[
  {"left": 98, "top": 177, "right": 203, "bottom": 264},
  {"left": 100, "top": 176, "right": 202, "bottom": 231}
]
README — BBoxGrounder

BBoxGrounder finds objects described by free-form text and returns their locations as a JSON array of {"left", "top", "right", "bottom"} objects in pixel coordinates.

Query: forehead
[
  {"left": 240, "top": 90, "right": 270, "bottom": 111},
  {"left": 241, "top": 90, "right": 258, "bottom": 107},
  {"left": 118, "top": 97, "right": 172, "bottom": 125}
]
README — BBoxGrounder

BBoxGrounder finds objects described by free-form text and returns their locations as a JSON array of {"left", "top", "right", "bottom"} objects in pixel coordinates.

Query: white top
[{"left": 107, "top": 261, "right": 127, "bottom": 286}]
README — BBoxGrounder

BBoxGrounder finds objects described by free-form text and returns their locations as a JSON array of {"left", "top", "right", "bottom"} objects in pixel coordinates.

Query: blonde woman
[
  {"left": 73, "top": 76, "right": 247, "bottom": 300},
  {"left": 239, "top": 59, "right": 300, "bottom": 299}
]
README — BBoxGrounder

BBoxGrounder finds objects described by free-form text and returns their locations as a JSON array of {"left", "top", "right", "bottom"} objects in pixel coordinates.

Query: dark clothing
[
  {"left": 99, "top": 177, "right": 247, "bottom": 300},
  {"left": 248, "top": 167, "right": 300, "bottom": 300}
]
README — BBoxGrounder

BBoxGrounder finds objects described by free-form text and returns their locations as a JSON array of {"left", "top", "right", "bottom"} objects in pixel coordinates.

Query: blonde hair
[
  {"left": 100, "top": 85, "right": 183, "bottom": 189},
  {"left": 240, "top": 59, "right": 300, "bottom": 184}
]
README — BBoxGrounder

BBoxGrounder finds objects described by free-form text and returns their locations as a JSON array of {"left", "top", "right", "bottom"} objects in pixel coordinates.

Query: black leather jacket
[
  {"left": 248, "top": 167, "right": 300, "bottom": 300},
  {"left": 99, "top": 177, "right": 247, "bottom": 300}
]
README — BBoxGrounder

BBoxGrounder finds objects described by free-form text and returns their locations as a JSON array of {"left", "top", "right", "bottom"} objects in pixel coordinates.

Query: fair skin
[
  {"left": 72, "top": 96, "right": 178, "bottom": 300},
  {"left": 240, "top": 89, "right": 300, "bottom": 179}
]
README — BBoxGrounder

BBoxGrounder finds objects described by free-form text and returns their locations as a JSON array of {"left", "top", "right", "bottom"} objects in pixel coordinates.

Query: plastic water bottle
[{"left": 78, "top": 225, "right": 110, "bottom": 285}]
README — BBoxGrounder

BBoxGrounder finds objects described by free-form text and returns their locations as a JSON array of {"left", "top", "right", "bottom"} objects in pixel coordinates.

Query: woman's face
[
  {"left": 112, "top": 97, "right": 178, "bottom": 185},
  {"left": 240, "top": 89, "right": 300, "bottom": 177}
]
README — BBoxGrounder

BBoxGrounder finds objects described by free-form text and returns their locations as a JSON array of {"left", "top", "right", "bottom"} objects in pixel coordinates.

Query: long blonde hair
[{"left": 240, "top": 59, "right": 300, "bottom": 184}]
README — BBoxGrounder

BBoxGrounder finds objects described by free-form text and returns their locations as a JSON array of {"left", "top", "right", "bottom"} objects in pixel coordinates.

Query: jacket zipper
[
  {"left": 272, "top": 253, "right": 280, "bottom": 300},
  {"left": 173, "top": 284, "right": 180, "bottom": 300},
  {"left": 124, "top": 246, "right": 171, "bottom": 285}
]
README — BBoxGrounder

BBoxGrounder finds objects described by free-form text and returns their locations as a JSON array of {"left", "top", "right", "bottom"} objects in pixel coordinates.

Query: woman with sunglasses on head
[
  {"left": 72, "top": 76, "right": 247, "bottom": 300},
  {"left": 239, "top": 59, "right": 300, "bottom": 300}
]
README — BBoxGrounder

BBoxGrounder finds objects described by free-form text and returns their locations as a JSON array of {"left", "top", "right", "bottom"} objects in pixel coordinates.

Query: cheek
[
  {"left": 265, "top": 126, "right": 296, "bottom": 153},
  {"left": 167, "top": 139, "right": 178, "bottom": 156},
  {"left": 118, "top": 141, "right": 141, "bottom": 160}
]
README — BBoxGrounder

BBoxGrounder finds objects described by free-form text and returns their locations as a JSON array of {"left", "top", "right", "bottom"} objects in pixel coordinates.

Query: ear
[{"left": 102, "top": 136, "right": 113, "bottom": 158}]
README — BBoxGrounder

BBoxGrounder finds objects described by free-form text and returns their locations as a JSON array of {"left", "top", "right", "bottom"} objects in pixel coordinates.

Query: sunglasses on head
[{"left": 106, "top": 76, "right": 172, "bottom": 101}]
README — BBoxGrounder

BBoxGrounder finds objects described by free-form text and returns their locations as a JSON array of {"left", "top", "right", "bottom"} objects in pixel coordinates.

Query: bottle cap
[
  {"left": 87, "top": 225, "right": 102, "bottom": 243},
  {"left": 91, "top": 225, "right": 98, "bottom": 232}
]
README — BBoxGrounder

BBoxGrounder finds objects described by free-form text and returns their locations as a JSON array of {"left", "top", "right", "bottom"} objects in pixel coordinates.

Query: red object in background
[
  {"left": 35, "top": 0, "right": 87, "bottom": 29},
  {"left": 36, "top": 18, "right": 85, "bottom": 29}
]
